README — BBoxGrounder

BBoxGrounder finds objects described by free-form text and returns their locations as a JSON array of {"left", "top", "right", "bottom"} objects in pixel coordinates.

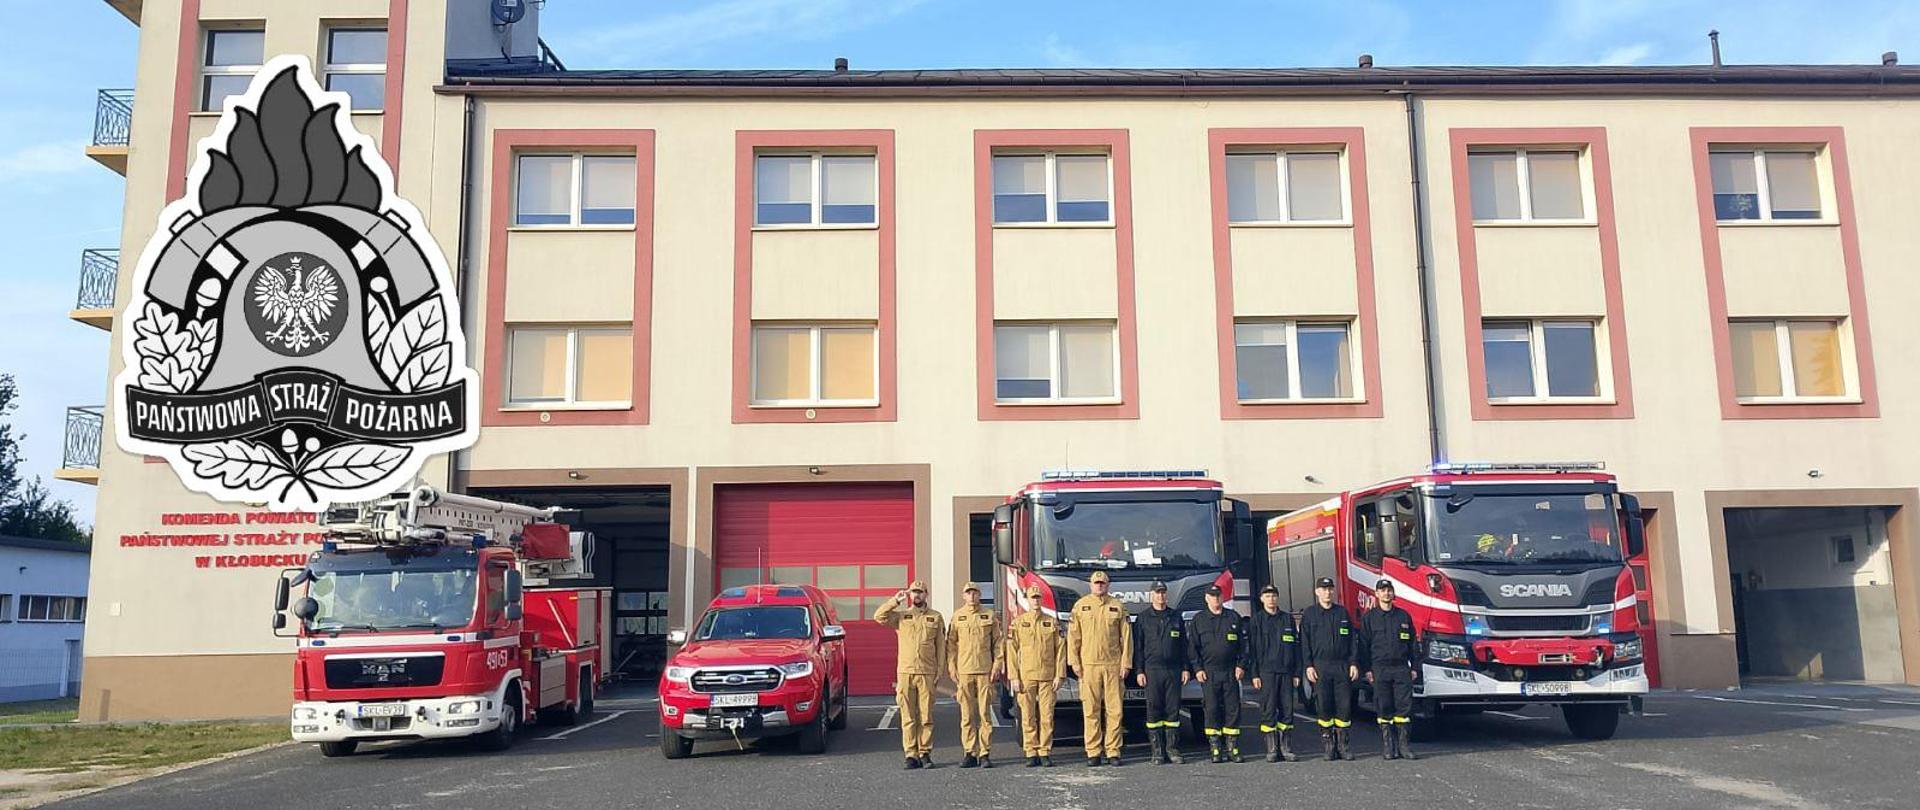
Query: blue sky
[{"left": 3, "top": 0, "right": 1916, "bottom": 526}]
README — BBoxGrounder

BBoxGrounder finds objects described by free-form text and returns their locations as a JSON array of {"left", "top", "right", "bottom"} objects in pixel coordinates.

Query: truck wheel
[
  {"left": 659, "top": 722, "right": 694, "bottom": 759},
  {"left": 827, "top": 681, "right": 848, "bottom": 731},
  {"left": 477, "top": 691, "right": 521, "bottom": 752},
  {"left": 318, "top": 741, "right": 357, "bottom": 758},
  {"left": 557, "top": 669, "right": 594, "bottom": 726},
  {"left": 1562, "top": 703, "right": 1621, "bottom": 740},
  {"left": 795, "top": 689, "right": 830, "bottom": 754}
]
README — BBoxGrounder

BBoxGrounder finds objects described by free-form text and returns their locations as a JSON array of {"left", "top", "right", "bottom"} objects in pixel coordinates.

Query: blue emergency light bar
[
  {"left": 1429, "top": 461, "right": 1606, "bottom": 474},
  {"left": 1041, "top": 469, "right": 1209, "bottom": 481}
]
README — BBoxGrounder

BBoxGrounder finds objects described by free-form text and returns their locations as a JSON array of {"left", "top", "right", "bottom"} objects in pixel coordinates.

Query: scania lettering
[{"left": 1266, "top": 462, "right": 1651, "bottom": 740}]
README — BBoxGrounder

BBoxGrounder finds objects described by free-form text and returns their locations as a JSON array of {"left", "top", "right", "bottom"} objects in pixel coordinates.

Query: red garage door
[{"left": 714, "top": 483, "right": 914, "bottom": 696}]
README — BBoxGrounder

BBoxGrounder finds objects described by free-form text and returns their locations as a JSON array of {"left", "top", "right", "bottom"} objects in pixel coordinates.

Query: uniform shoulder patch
[
  {"left": 1041, "top": 619, "right": 1054, "bottom": 629},
  {"left": 1078, "top": 604, "right": 1093, "bottom": 612}
]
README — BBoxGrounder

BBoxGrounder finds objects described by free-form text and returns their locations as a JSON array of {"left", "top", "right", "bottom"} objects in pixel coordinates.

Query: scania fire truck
[
  {"left": 992, "top": 470, "right": 1257, "bottom": 726},
  {"left": 1266, "top": 463, "right": 1650, "bottom": 740},
  {"left": 273, "top": 487, "right": 608, "bottom": 756}
]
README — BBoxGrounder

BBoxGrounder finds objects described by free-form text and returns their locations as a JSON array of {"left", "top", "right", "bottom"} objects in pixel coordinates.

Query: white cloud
[
  {"left": 1596, "top": 42, "right": 1655, "bottom": 66},
  {"left": 568, "top": 0, "right": 926, "bottom": 64},
  {"left": 1041, "top": 33, "right": 1087, "bottom": 67},
  {"left": 0, "top": 141, "right": 91, "bottom": 182}
]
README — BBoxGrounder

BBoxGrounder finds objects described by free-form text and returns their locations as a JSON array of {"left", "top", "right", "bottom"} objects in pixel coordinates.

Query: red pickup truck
[{"left": 658, "top": 584, "right": 851, "bottom": 758}]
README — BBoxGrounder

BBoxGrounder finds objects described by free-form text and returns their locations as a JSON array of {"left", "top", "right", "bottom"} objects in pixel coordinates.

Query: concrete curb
[{"left": 18, "top": 738, "right": 293, "bottom": 809}]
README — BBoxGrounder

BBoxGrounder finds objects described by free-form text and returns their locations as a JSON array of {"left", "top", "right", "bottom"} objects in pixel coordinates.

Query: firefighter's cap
[
  {"left": 1314, "top": 577, "right": 1336, "bottom": 590},
  {"left": 1203, "top": 584, "right": 1223, "bottom": 597},
  {"left": 1089, "top": 570, "right": 1111, "bottom": 584},
  {"left": 1026, "top": 584, "right": 1046, "bottom": 598},
  {"left": 907, "top": 580, "right": 929, "bottom": 593},
  {"left": 1259, "top": 584, "right": 1279, "bottom": 595},
  {"left": 1149, "top": 580, "right": 1168, "bottom": 593},
  {"left": 963, "top": 581, "right": 981, "bottom": 593},
  {"left": 1374, "top": 578, "right": 1395, "bottom": 591}
]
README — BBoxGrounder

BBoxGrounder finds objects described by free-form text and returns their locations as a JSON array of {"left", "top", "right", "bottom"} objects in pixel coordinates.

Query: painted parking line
[
  {"left": 1692, "top": 695, "right": 1870, "bottom": 712},
  {"left": 539, "top": 710, "right": 633, "bottom": 740},
  {"left": 1487, "top": 711, "right": 1546, "bottom": 721}
]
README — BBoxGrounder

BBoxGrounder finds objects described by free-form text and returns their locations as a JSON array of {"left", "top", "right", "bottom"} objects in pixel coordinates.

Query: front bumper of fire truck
[
  {"left": 290, "top": 693, "right": 503, "bottom": 743},
  {"left": 1413, "top": 632, "right": 1650, "bottom": 705}
]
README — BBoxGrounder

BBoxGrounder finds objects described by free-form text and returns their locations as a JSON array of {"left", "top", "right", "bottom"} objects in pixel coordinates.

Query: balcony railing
[
  {"left": 92, "top": 89, "right": 133, "bottom": 149},
  {"left": 76, "top": 249, "right": 119, "bottom": 312},
  {"left": 62, "top": 406, "right": 103, "bottom": 472}
]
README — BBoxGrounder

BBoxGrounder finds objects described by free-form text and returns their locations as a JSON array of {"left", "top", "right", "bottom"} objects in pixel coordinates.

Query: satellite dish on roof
[{"left": 491, "top": 0, "right": 528, "bottom": 25}]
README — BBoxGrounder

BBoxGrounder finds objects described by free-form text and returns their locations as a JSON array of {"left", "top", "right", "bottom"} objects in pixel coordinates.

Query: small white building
[{"left": 0, "top": 536, "right": 90, "bottom": 702}]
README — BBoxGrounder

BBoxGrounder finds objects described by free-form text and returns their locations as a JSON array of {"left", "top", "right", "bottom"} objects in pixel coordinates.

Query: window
[
  {"left": 1832, "top": 535, "right": 1856, "bottom": 565},
  {"left": 484, "top": 563, "right": 508, "bottom": 624},
  {"left": 514, "top": 154, "right": 636, "bottom": 226},
  {"left": 1711, "top": 149, "right": 1822, "bottom": 221},
  {"left": 1729, "top": 319, "right": 1847, "bottom": 400},
  {"left": 1482, "top": 319, "right": 1603, "bottom": 401},
  {"left": 506, "top": 326, "right": 633, "bottom": 406},
  {"left": 1468, "top": 149, "right": 1586, "bottom": 222},
  {"left": 754, "top": 153, "right": 877, "bottom": 226},
  {"left": 0, "top": 594, "right": 9, "bottom": 622},
  {"left": 750, "top": 324, "right": 877, "bottom": 406},
  {"left": 1233, "top": 320, "right": 1355, "bottom": 401},
  {"left": 201, "top": 28, "right": 264, "bottom": 112},
  {"left": 1226, "top": 151, "right": 1345, "bottom": 223},
  {"left": 992, "top": 153, "right": 1111, "bottom": 224},
  {"left": 18, "top": 595, "right": 86, "bottom": 623},
  {"left": 994, "top": 322, "right": 1117, "bottom": 402},
  {"left": 324, "top": 27, "right": 387, "bottom": 111}
]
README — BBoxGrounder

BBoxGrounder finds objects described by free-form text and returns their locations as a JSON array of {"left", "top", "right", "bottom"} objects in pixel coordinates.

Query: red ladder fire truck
[
  {"left": 1266, "top": 463, "right": 1650, "bottom": 740},
  {"left": 273, "top": 487, "right": 608, "bottom": 756}
]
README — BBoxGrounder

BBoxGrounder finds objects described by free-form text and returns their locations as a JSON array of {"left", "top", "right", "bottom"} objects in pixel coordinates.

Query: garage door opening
[
  {"left": 474, "top": 485, "right": 673, "bottom": 683},
  {"left": 1724, "top": 506, "right": 1904, "bottom": 683}
]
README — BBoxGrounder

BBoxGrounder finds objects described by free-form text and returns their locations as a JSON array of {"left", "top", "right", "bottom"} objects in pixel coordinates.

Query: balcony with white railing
[
  {"left": 53, "top": 406, "right": 103, "bottom": 486},
  {"left": 71, "top": 248, "right": 119, "bottom": 330},
  {"left": 88, "top": 89, "right": 133, "bottom": 174}
]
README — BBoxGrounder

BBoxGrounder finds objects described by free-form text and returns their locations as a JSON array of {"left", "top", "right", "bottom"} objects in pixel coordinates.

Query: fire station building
[{"left": 62, "top": 0, "right": 1920, "bottom": 719}]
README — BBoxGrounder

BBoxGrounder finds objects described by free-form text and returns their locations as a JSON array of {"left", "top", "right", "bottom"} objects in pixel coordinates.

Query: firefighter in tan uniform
[
  {"left": 947, "top": 582, "right": 1001, "bottom": 769},
  {"left": 1005, "top": 583, "right": 1068, "bottom": 767},
  {"left": 1067, "top": 570, "right": 1133, "bottom": 766},
  {"left": 875, "top": 580, "right": 946, "bottom": 770}
]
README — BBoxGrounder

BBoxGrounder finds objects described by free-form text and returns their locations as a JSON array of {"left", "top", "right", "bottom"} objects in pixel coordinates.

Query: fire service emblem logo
[{"left": 113, "top": 56, "right": 478, "bottom": 508}]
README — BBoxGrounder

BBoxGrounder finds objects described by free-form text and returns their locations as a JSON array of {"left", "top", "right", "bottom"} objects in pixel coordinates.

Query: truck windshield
[
  {"left": 1035, "top": 499, "right": 1225, "bottom": 570},
  {"left": 1430, "top": 491, "right": 1624, "bottom": 566},
  {"left": 308, "top": 569, "right": 478, "bottom": 631},
  {"left": 695, "top": 607, "right": 812, "bottom": 641}
]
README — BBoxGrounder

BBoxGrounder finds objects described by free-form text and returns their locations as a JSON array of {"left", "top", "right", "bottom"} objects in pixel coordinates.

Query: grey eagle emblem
[{"left": 248, "top": 252, "right": 343, "bottom": 356}]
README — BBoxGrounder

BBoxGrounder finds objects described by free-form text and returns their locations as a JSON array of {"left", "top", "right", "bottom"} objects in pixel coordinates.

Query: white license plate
[
  {"left": 710, "top": 693, "right": 758, "bottom": 708},
  {"left": 357, "top": 703, "right": 407, "bottom": 717},
  {"left": 1522, "top": 682, "right": 1574, "bottom": 697}
]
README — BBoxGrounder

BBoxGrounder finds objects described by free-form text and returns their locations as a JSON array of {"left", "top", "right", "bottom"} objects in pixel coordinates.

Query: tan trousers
[
  {"left": 955, "top": 673, "right": 994, "bottom": 756},
  {"left": 1079, "top": 666, "right": 1124, "bottom": 757},
  {"left": 896, "top": 673, "right": 934, "bottom": 757},
  {"left": 1014, "top": 680, "right": 1058, "bottom": 756}
]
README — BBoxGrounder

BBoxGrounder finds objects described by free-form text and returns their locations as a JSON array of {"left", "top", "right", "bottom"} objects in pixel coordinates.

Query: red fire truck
[
  {"left": 273, "top": 487, "right": 608, "bottom": 757},
  {"left": 1266, "top": 462, "right": 1649, "bottom": 740},
  {"left": 991, "top": 470, "right": 1257, "bottom": 718}
]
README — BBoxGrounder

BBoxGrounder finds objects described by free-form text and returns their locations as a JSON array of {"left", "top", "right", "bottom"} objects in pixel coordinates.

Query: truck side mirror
[
  {"left": 666, "top": 629, "right": 688, "bottom": 646},
  {"left": 821, "top": 624, "right": 847, "bottom": 642},
  {"left": 1229, "top": 499, "right": 1253, "bottom": 560},
  {"left": 506, "top": 569, "right": 524, "bottom": 602},
  {"left": 272, "top": 613, "right": 287, "bottom": 630},
  {"left": 274, "top": 574, "right": 291, "bottom": 612},
  {"left": 292, "top": 596, "right": 319, "bottom": 621},
  {"left": 505, "top": 602, "right": 523, "bottom": 622},
  {"left": 1620, "top": 494, "right": 1646, "bottom": 558},
  {"left": 992, "top": 504, "right": 1015, "bottom": 565},
  {"left": 1381, "top": 519, "right": 1404, "bottom": 559}
]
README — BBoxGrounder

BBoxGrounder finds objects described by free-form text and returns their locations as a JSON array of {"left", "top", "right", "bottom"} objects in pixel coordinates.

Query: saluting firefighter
[
  {"left": 1131, "top": 580, "right": 1190, "bottom": 765},
  {"left": 1354, "top": 578, "right": 1421, "bottom": 761},
  {"left": 1247, "top": 584, "right": 1305, "bottom": 762},
  {"left": 875, "top": 581, "right": 946, "bottom": 770},
  {"left": 1005, "top": 583, "right": 1068, "bottom": 767},
  {"left": 947, "top": 582, "right": 1001, "bottom": 769},
  {"left": 1300, "top": 576, "right": 1358, "bottom": 760},
  {"left": 1067, "top": 570, "right": 1133, "bottom": 767},
  {"left": 1186, "top": 584, "right": 1247, "bottom": 763}
]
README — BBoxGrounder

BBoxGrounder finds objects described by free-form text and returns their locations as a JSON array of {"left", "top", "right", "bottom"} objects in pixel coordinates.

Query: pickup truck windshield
[
  {"left": 1431, "top": 491, "right": 1623, "bottom": 567},
  {"left": 308, "top": 568, "right": 478, "bottom": 631},
  {"left": 696, "top": 607, "right": 811, "bottom": 641},
  {"left": 1035, "top": 499, "right": 1225, "bottom": 570}
]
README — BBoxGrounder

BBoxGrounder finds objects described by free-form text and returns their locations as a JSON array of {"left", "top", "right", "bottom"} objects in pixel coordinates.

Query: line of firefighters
[{"left": 874, "top": 572, "right": 1423, "bottom": 770}]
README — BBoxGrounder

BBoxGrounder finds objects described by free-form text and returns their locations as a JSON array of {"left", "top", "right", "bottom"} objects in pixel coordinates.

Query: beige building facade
[{"left": 64, "top": 0, "right": 1920, "bottom": 719}]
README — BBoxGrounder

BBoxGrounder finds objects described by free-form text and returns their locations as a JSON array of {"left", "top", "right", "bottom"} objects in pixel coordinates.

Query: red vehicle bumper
[{"left": 658, "top": 675, "right": 826, "bottom": 740}]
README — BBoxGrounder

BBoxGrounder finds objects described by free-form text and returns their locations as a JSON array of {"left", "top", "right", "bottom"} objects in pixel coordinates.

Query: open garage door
[
  {"left": 1726, "top": 507, "right": 1905, "bottom": 683},
  {"left": 715, "top": 483, "right": 914, "bottom": 696}
]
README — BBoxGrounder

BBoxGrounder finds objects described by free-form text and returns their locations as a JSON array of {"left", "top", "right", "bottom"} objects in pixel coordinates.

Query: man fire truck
[
  {"left": 1266, "top": 463, "right": 1649, "bottom": 741},
  {"left": 992, "top": 470, "right": 1257, "bottom": 732},
  {"left": 272, "top": 487, "right": 607, "bottom": 757}
]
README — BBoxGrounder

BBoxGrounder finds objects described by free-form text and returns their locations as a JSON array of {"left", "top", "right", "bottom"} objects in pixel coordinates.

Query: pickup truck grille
[
  {"left": 323, "top": 655, "right": 445, "bottom": 689},
  {"left": 691, "top": 667, "right": 782, "bottom": 693},
  {"left": 1485, "top": 614, "right": 1590, "bottom": 634}
]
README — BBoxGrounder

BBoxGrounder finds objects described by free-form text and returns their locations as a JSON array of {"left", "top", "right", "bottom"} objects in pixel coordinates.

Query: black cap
[
  {"left": 1314, "top": 577, "right": 1336, "bottom": 589},
  {"left": 1259, "top": 584, "right": 1279, "bottom": 595},
  {"left": 1203, "top": 584, "right": 1223, "bottom": 597},
  {"left": 1374, "top": 578, "right": 1395, "bottom": 591},
  {"left": 1149, "top": 580, "right": 1169, "bottom": 593}
]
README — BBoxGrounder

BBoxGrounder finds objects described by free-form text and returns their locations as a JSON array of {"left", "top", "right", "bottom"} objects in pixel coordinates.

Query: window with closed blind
[
  {"left": 1468, "top": 149, "right": 1588, "bottom": 222},
  {"left": 993, "top": 322, "right": 1118, "bottom": 403},
  {"left": 506, "top": 326, "right": 633, "bottom": 407},
  {"left": 1729, "top": 319, "right": 1850, "bottom": 401},
  {"left": 750, "top": 324, "right": 878, "bottom": 406},
  {"left": 992, "top": 152, "right": 1112, "bottom": 225}
]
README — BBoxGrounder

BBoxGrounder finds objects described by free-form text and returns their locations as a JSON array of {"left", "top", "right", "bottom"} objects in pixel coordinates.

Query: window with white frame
[
  {"left": 992, "top": 153, "right": 1111, "bottom": 224},
  {"left": 18, "top": 595, "right": 85, "bottom": 623},
  {"left": 1482, "top": 319, "right": 1603, "bottom": 401},
  {"left": 1729, "top": 319, "right": 1848, "bottom": 400},
  {"left": 324, "top": 27, "right": 387, "bottom": 111},
  {"left": 1710, "top": 149, "right": 1822, "bottom": 221},
  {"left": 514, "top": 154, "right": 637, "bottom": 226},
  {"left": 755, "top": 153, "right": 877, "bottom": 226},
  {"left": 1468, "top": 149, "right": 1587, "bottom": 222},
  {"left": 0, "top": 594, "right": 10, "bottom": 622},
  {"left": 994, "top": 322, "right": 1117, "bottom": 402},
  {"left": 1226, "top": 151, "right": 1346, "bottom": 223},
  {"left": 201, "top": 27, "right": 264, "bottom": 112},
  {"left": 1234, "top": 320, "right": 1356, "bottom": 401},
  {"left": 751, "top": 324, "right": 878, "bottom": 405},
  {"left": 507, "top": 326, "right": 633, "bottom": 406}
]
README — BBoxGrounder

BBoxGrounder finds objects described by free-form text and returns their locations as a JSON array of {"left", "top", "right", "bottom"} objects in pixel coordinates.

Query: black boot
[
  {"left": 1026, "top": 755, "right": 1040, "bottom": 768},
  {"left": 1040, "top": 755, "right": 1052, "bottom": 767},
  {"left": 1226, "top": 736, "right": 1243, "bottom": 763},
  {"left": 1087, "top": 754, "right": 1102, "bottom": 767},
  {"left": 981, "top": 754, "right": 994, "bottom": 769},
  {"left": 1148, "top": 728, "right": 1166, "bottom": 765},
  {"left": 1335, "top": 727, "right": 1352, "bottom": 760},
  {"left": 1278, "top": 728, "right": 1298, "bottom": 762},
  {"left": 1166, "top": 730, "right": 1185, "bottom": 765},
  {"left": 921, "top": 752, "right": 935, "bottom": 769},
  {"left": 1107, "top": 752, "right": 1122, "bottom": 767},
  {"left": 1321, "top": 729, "right": 1337, "bottom": 760},
  {"left": 1396, "top": 725, "right": 1417, "bottom": 761},
  {"left": 1264, "top": 731, "right": 1279, "bottom": 762},
  {"left": 1208, "top": 735, "right": 1223, "bottom": 764},
  {"left": 961, "top": 753, "right": 978, "bottom": 769},
  {"left": 904, "top": 756, "right": 921, "bottom": 770},
  {"left": 1380, "top": 725, "right": 1398, "bottom": 760}
]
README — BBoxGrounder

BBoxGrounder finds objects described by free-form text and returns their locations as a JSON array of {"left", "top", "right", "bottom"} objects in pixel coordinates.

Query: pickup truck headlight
[
  {"left": 1427, "top": 639, "right": 1471, "bottom": 665},
  {"left": 663, "top": 666, "right": 695, "bottom": 683},
  {"left": 1613, "top": 638, "right": 1643, "bottom": 663},
  {"left": 445, "top": 699, "right": 482, "bottom": 716},
  {"left": 777, "top": 661, "right": 814, "bottom": 678}
]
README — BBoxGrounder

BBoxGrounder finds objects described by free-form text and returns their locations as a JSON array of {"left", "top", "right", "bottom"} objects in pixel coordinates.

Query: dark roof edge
[{"left": 0, "top": 535, "right": 91, "bottom": 554}]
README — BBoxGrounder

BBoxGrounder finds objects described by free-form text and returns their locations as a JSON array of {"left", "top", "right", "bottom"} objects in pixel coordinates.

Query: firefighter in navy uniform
[
  {"left": 1131, "top": 580, "right": 1190, "bottom": 765},
  {"left": 1354, "top": 578, "right": 1421, "bottom": 760},
  {"left": 1299, "top": 576, "right": 1358, "bottom": 760},
  {"left": 1247, "top": 585, "right": 1304, "bottom": 762},
  {"left": 1185, "top": 585, "right": 1246, "bottom": 763}
]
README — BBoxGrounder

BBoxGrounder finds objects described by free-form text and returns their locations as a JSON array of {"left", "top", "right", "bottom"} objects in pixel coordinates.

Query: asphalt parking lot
[{"left": 53, "top": 681, "right": 1920, "bottom": 809}]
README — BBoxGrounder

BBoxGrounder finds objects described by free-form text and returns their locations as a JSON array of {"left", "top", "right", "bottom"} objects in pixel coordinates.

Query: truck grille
[
  {"left": 1485, "top": 614, "right": 1590, "bottom": 634},
  {"left": 323, "top": 656, "right": 445, "bottom": 689},
  {"left": 691, "top": 668, "right": 782, "bottom": 693}
]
